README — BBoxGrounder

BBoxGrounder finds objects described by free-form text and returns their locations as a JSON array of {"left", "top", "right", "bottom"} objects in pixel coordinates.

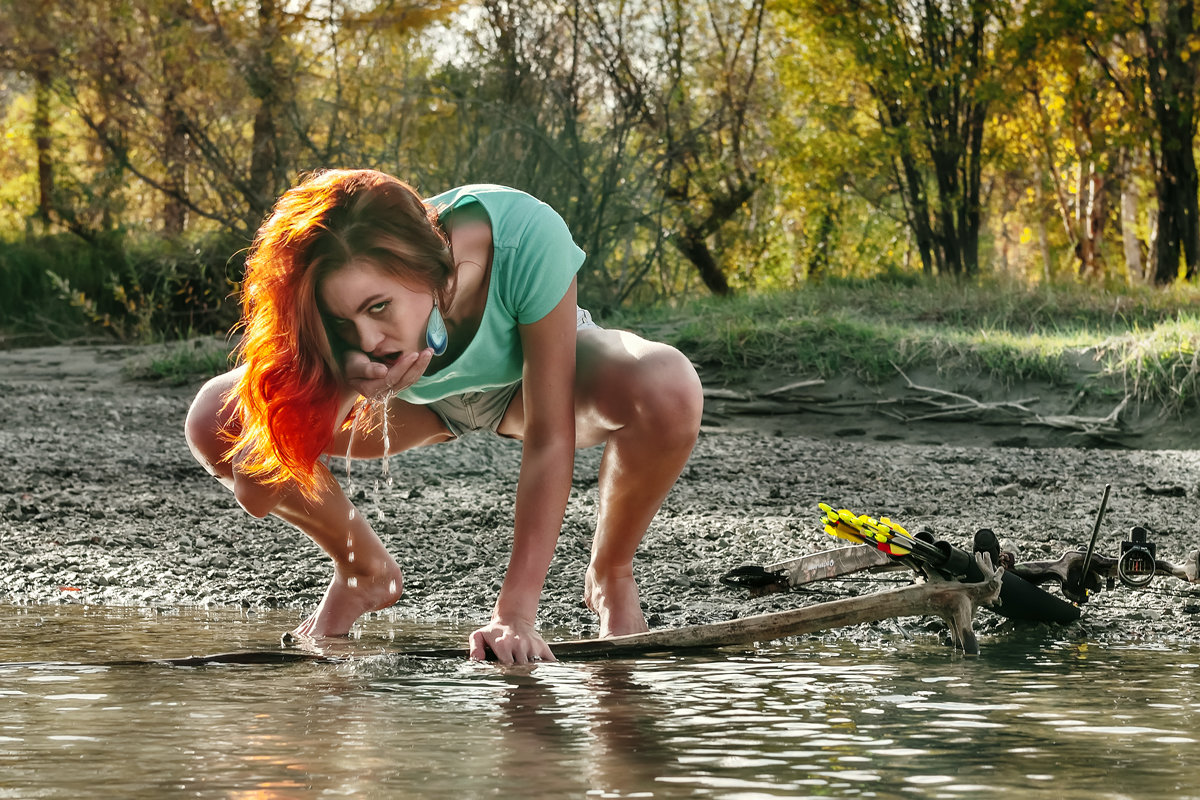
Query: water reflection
[{"left": 2, "top": 605, "right": 1200, "bottom": 798}]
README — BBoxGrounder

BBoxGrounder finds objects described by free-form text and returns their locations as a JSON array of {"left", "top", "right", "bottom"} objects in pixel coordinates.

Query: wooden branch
[
  {"left": 1026, "top": 395, "right": 1129, "bottom": 435},
  {"left": 13, "top": 562, "right": 1006, "bottom": 668},
  {"left": 1013, "top": 548, "right": 1200, "bottom": 588},
  {"left": 762, "top": 378, "right": 826, "bottom": 396},
  {"left": 893, "top": 365, "right": 1129, "bottom": 436},
  {"left": 547, "top": 559, "right": 1002, "bottom": 657}
]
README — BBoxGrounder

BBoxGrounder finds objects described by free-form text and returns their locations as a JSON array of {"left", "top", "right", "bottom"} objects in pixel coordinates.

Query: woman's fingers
[
  {"left": 342, "top": 349, "right": 432, "bottom": 398},
  {"left": 343, "top": 349, "right": 387, "bottom": 380},
  {"left": 468, "top": 624, "right": 557, "bottom": 665},
  {"left": 382, "top": 348, "right": 433, "bottom": 393}
]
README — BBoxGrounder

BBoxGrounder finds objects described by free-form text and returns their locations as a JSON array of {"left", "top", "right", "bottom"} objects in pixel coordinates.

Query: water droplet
[
  {"left": 348, "top": 551, "right": 355, "bottom": 563},
  {"left": 346, "top": 576, "right": 358, "bottom": 589},
  {"left": 388, "top": 579, "right": 398, "bottom": 594},
  {"left": 348, "top": 509, "right": 356, "bottom": 522},
  {"left": 344, "top": 403, "right": 360, "bottom": 493},
  {"left": 346, "top": 534, "right": 354, "bottom": 548}
]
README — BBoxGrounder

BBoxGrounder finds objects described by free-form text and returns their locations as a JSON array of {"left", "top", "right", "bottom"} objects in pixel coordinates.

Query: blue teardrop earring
[{"left": 425, "top": 299, "right": 448, "bottom": 356}]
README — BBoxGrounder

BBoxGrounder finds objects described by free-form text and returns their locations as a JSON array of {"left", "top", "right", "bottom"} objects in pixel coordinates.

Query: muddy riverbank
[{"left": 2, "top": 342, "right": 1198, "bottom": 649}]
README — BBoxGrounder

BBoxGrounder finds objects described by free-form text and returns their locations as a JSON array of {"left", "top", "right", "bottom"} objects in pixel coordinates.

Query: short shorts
[{"left": 426, "top": 306, "right": 600, "bottom": 437}]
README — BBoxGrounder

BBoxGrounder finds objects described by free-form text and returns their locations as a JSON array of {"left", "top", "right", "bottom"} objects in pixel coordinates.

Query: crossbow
[{"left": 721, "top": 485, "right": 1200, "bottom": 626}]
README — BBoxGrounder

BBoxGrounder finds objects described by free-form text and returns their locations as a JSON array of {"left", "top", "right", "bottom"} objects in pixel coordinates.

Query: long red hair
[{"left": 227, "top": 169, "right": 453, "bottom": 498}]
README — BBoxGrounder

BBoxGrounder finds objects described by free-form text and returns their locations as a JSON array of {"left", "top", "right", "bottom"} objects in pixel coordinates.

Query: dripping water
[
  {"left": 344, "top": 401, "right": 360, "bottom": 494},
  {"left": 380, "top": 395, "right": 392, "bottom": 487}
]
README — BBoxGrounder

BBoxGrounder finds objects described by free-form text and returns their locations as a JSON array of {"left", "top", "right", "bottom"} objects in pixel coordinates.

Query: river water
[{"left": 1, "top": 604, "right": 1198, "bottom": 799}]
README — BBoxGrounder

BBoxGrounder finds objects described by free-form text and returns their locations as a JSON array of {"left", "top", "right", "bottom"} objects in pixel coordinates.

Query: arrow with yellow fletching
[{"left": 819, "top": 503, "right": 915, "bottom": 557}]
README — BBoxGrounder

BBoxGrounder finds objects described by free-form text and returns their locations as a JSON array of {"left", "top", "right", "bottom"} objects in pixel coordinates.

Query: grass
[
  {"left": 120, "top": 275, "right": 1200, "bottom": 415},
  {"left": 1097, "top": 319, "right": 1200, "bottom": 411},
  {"left": 125, "top": 336, "right": 237, "bottom": 385},
  {"left": 610, "top": 277, "right": 1200, "bottom": 413},
  {"left": 0, "top": 230, "right": 243, "bottom": 347}
]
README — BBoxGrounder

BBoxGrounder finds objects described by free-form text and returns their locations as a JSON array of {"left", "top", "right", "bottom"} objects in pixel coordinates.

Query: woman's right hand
[{"left": 342, "top": 348, "right": 433, "bottom": 399}]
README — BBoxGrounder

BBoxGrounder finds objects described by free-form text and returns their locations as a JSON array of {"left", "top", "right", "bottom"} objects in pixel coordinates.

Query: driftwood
[
  {"left": 4, "top": 559, "right": 1004, "bottom": 668},
  {"left": 702, "top": 367, "right": 1131, "bottom": 439},
  {"left": 892, "top": 366, "right": 1129, "bottom": 437},
  {"left": 1012, "top": 547, "right": 1200, "bottom": 602},
  {"left": 543, "top": 558, "right": 1002, "bottom": 657},
  {"left": 702, "top": 380, "right": 830, "bottom": 417}
]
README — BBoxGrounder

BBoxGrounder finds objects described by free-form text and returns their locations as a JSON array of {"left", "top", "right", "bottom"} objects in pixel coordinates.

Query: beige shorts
[{"left": 427, "top": 307, "right": 599, "bottom": 437}]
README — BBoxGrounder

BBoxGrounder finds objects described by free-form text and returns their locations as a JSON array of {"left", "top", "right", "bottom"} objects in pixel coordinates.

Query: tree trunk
[
  {"left": 161, "top": 104, "right": 189, "bottom": 235},
  {"left": 960, "top": 99, "right": 986, "bottom": 276},
  {"left": 1118, "top": 148, "right": 1144, "bottom": 282},
  {"left": 1146, "top": 0, "right": 1199, "bottom": 284},
  {"left": 806, "top": 206, "right": 837, "bottom": 280},
  {"left": 894, "top": 146, "right": 935, "bottom": 275},
  {"left": 672, "top": 229, "right": 731, "bottom": 295},
  {"left": 666, "top": 178, "right": 758, "bottom": 295},
  {"left": 161, "top": 75, "right": 189, "bottom": 235},
  {"left": 33, "top": 64, "right": 53, "bottom": 230},
  {"left": 247, "top": 0, "right": 283, "bottom": 221}
]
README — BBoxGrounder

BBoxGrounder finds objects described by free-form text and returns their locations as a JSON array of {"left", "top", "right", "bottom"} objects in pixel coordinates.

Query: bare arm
[{"left": 469, "top": 282, "right": 579, "bottom": 663}]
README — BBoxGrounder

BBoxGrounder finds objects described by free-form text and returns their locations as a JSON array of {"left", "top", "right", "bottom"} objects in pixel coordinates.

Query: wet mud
[{"left": 2, "top": 343, "right": 1199, "bottom": 648}]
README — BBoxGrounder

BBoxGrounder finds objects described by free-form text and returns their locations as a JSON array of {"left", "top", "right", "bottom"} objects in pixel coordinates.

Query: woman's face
[{"left": 318, "top": 258, "right": 433, "bottom": 367}]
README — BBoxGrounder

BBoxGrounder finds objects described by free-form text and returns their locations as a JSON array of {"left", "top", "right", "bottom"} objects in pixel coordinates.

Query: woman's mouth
[{"left": 370, "top": 351, "right": 402, "bottom": 368}]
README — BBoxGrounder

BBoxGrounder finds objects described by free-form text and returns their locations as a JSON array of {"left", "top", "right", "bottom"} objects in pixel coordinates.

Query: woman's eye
[{"left": 368, "top": 301, "right": 389, "bottom": 314}]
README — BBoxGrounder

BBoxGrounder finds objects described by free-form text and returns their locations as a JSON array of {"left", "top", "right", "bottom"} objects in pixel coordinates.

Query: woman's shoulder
[
  {"left": 427, "top": 184, "right": 543, "bottom": 216},
  {"left": 430, "top": 185, "right": 569, "bottom": 252}
]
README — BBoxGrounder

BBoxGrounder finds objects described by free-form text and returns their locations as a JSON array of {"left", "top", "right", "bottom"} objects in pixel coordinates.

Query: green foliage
[
  {"left": 124, "top": 335, "right": 237, "bottom": 384},
  {"left": 0, "top": 231, "right": 244, "bottom": 343},
  {"left": 1097, "top": 317, "right": 1200, "bottom": 414},
  {"left": 2, "top": 0, "right": 1200, "bottom": 324},
  {"left": 620, "top": 277, "right": 1200, "bottom": 408}
]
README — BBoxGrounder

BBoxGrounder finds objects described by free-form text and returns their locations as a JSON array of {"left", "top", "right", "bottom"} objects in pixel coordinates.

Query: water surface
[{"left": 2, "top": 604, "right": 1198, "bottom": 798}]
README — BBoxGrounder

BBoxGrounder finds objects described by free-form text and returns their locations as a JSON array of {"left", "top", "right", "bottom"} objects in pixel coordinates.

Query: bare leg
[
  {"left": 184, "top": 368, "right": 451, "bottom": 637},
  {"left": 503, "top": 329, "right": 703, "bottom": 637},
  {"left": 585, "top": 335, "right": 701, "bottom": 636},
  {"left": 270, "top": 477, "right": 405, "bottom": 640}
]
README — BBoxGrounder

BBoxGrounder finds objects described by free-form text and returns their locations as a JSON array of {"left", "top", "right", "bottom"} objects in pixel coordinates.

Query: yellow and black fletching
[{"left": 818, "top": 503, "right": 912, "bottom": 557}]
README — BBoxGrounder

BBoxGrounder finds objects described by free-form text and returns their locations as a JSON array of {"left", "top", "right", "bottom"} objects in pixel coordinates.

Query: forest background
[{"left": 1, "top": 0, "right": 1200, "bottom": 351}]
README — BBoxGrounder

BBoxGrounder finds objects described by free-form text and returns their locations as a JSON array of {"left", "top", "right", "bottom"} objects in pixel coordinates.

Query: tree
[
  {"left": 409, "top": 0, "right": 774, "bottom": 301},
  {"left": 1061, "top": 0, "right": 1200, "bottom": 284},
  {"left": 991, "top": 10, "right": 1135, "bottom": 282},
  {"left": 578, "top": 0, "right": 771, "bottom": 295},
  {"left": 1136, "top": 0, "right": 1200, "bottom": 283},
  {"left": 795, "top": 0, "right": 1005, "bottom": 277},
  {"left": 2, "top": 0, "right": 461, "bottom": 239}
]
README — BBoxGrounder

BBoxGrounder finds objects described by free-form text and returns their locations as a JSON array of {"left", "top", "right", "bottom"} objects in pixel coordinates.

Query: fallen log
[
  {"left": 541, "top": 561, "right": 1002, "bottom": 657},
  {"left": 1012, "top": 547, "right": 1200, "bottom": 602}
]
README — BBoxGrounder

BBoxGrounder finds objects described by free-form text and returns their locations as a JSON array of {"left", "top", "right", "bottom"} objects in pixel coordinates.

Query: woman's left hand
[{"left": 468, "top": 619, "right": 557, "bottom": 665}]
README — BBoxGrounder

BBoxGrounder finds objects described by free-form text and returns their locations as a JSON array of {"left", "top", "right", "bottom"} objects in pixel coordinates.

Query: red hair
[{"left": 227, "top": 169, "right": 453, "bottom": 498}]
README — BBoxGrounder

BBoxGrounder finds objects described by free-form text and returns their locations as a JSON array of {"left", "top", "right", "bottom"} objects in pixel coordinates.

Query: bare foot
[
  {"left": 584, "top": 566, "right": 649, "bottom": 638},
  {"left": 291, "top": 562, "right": 404, "bottom": 639}
]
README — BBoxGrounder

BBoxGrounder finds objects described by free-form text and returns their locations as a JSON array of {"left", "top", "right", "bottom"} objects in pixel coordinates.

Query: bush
[{"left": 0, "top": 230, "right": 246, "bottom": 343}]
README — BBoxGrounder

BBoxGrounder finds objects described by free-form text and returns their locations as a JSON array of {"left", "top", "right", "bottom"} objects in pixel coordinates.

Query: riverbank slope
[{"left": 2, "top": 342, "right": 1198, "bottom": 649}]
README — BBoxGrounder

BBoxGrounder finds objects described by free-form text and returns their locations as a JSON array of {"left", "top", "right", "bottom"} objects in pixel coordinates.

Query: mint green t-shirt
[{"left": 397, "top": 185, "right": 586, "bottom": 404}]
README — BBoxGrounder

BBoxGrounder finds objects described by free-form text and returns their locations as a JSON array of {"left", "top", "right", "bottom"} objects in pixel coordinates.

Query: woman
[{"left": 185, "top": 169, "right": 703, "bottom": 664}]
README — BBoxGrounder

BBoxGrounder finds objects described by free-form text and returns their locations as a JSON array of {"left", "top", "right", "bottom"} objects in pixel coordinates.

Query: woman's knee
[
  {"left": 586, "top": 336, "right": 703, "bottom": 444},
  {"left": 184, "top": 371, "right": 239, "bottom": 481},
  {"left": 637, "top": 345, "right": 703, "bottom": 441}
]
